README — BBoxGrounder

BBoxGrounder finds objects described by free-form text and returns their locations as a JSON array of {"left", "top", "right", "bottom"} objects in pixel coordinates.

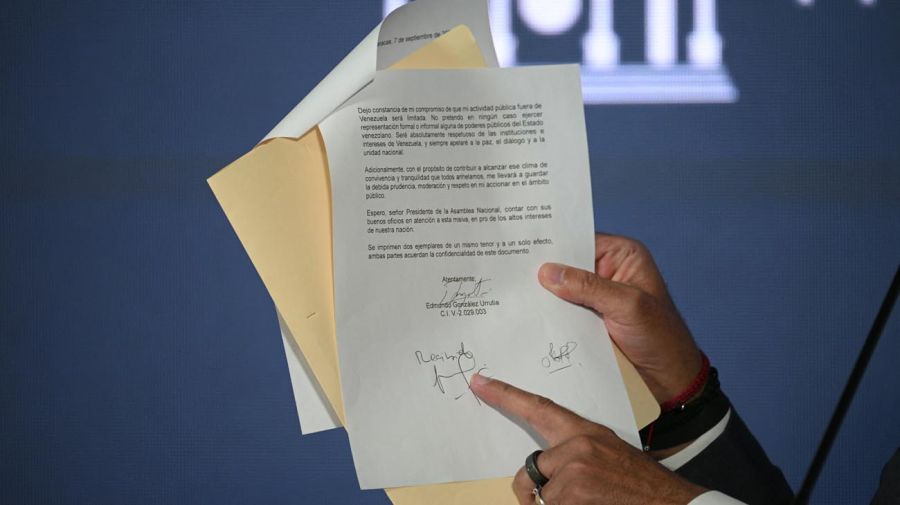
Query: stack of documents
[{"left": 208, "top": 1, "right": 659, "bottom": 503}]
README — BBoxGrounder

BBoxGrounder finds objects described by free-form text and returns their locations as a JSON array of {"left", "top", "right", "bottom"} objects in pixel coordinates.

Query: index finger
[{"left": 469, "top": 374, "right": 589, "bottom": 446}]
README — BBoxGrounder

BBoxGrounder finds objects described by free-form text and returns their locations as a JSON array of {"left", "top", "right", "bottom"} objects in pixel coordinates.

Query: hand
[
  {"left": 470, "top": 374, "right": 706, "bottom": 505},
  {"left": 538, "top": 233, "right": 702, "bottom": 404}
]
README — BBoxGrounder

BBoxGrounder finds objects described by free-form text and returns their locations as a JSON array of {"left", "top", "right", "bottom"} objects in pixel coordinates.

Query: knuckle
[
  {"left": 631, "top": 238, "right": 649, "bottom": 255},
  {"left": 493, "top": 382, "right": 516, "bottom": 407},
  {"left": 619, "top": 235, "right": 647, "bottom": 254},
  {"left": 569, "top": 434, "right": 598, "bottom": 454},
  {"left": 567, "top": 459, "right": 591, "bottom": 475},
  {"left": 593, "top": 423, "right": 616, "bottom": 440},
  {"left": 573, "top": 270, "right": 598, "bottom": 296},
  {"left": 494, "top": 382, "right": 523, "bottom": 412},
  {"left": 534, "top": 394, "right": 556, "bottom": 410},
  {"left": 497, "top": 381, "right": 514, "bottom": 395}
]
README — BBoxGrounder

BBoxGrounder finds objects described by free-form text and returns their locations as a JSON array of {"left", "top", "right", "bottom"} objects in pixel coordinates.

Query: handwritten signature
[
  {"left": 415, "top": 342, "right": 487, "bottom": 404},
  {"left": 439, "top": 277, "right": 492, "bottom": 305},
  {"left": 540, "top": 341, "right": 579, "bottom": 374}
]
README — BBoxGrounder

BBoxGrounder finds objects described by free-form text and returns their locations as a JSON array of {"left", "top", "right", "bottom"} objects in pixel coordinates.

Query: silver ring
[{"left": 532, "top": 487, "right": 546, "bottom": 505}]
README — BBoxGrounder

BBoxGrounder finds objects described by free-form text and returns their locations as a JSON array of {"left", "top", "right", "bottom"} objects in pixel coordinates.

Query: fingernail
[
  {"left": 541, "top": 263, "right": 566, "bottom": 287},
  {"left": 471, "top": 373, "right": 491, "bottom": 387}
]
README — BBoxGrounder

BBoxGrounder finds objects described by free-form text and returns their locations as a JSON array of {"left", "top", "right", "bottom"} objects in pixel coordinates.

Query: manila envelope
[{"left": 208, "top": 26, "right": 659, "bottom": 504}]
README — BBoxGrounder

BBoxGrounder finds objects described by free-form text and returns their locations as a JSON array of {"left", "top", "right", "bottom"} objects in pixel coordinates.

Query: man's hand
[
  {"left": 538, "top": 233, "right": 702, "bottom": 404},
  {"left": 470, "top": 374, "right": 706, "bottom": 505}
]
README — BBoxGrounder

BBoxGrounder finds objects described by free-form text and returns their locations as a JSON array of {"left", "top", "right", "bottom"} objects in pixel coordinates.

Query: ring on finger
[{"left": 525, "top": 450, "right": 550, "bottom": 488}]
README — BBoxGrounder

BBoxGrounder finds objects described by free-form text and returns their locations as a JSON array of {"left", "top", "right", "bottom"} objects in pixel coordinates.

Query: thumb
[{"left": 538, "top": 262, "right": 644, "bottom": 320}]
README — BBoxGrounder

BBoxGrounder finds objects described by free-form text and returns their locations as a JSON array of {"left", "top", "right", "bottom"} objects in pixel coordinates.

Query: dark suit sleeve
[
  {"left": 674, "top": 407, "right": 794, "bottom": 505},
  {"left": 870, "top": 447, "right": 900, "bottom": 505}
]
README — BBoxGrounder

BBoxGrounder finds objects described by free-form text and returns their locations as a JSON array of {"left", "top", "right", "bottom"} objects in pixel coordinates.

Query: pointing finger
[{"left": 470, "top": 374, "right": 589, "bottom": 446}]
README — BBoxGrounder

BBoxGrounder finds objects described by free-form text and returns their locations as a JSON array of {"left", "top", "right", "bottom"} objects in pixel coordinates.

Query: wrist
[
  {"left": 654, "top": 348, "right": 705, "bottom": 404},
  {"left": 646, "top": 381, "right": 710, "bottom": 458},
  {"left": 654, "top": 477, "right": 707, "bottom": 505},
  {"left": 640, "top": 367, "right": 730, "bottom": 452},
  {"left": 659, "top": 353, "right": 710, "bottom": 412}
]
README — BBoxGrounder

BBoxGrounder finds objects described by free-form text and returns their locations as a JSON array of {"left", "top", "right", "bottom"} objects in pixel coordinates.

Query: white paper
[
  {"left": 277, "top": 311, "right": 341, "bottom": 434},
  {"left": 263, "top": 0, "right": 496, "bottom": 142},
  {"left": 375, "top": 0, "right": 497, "bottom": 70},
  {"left": 271, "top": 0, "right": 500, "bottom": 436},
  {"left": 320, "top": 64, "right": 639, "bottom": 489}
]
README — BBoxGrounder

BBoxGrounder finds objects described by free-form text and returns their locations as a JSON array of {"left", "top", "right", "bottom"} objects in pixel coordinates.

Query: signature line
[{"left": 548, "top": 364, "right": 573, "bottom": 374}]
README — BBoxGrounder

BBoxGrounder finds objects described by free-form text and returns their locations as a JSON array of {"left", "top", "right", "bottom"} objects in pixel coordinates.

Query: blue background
[{"left": 2, "top": 1, "right": 898, "bottom": 503}]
